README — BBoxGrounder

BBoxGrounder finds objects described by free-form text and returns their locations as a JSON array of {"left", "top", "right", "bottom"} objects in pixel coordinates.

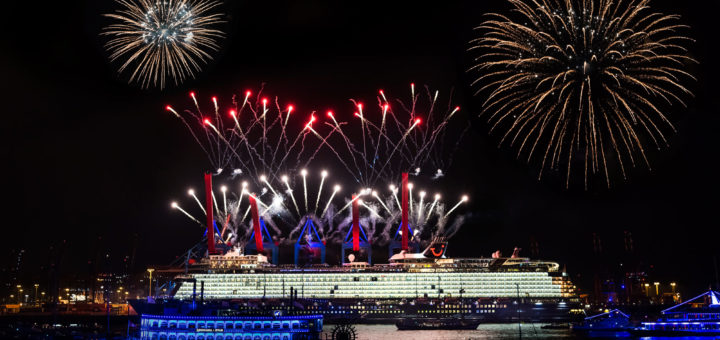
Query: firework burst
[
  {"left": 171, "top": 172, "right": 469, "bottom": 251},
  {"left": 470, "top": 0, "right": 696, "bottom": 188},
  {"left": 166, "top": 88, "right": 328, "bottom": 188},
  {"left": 324, "top": 85, "right": 468, "bottom": 187},
  {"left": 103, "top": 0, "right": 225, "bottom": 89}
]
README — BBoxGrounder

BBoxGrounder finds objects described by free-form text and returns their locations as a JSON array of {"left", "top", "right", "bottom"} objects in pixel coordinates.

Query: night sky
[{"left": 2, "top": 1, "right": 718, "bottom": 295}]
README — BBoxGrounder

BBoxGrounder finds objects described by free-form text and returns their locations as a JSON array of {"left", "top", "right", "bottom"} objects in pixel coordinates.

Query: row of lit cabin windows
[
  {"left": 181, "top": 288, "right": 562, "bottom": 294},
  {"left": 195, "top": 273, "right": 552, "bottom": 280},
  {"left": 142, "top": 320, "right": 306, "bottom": 330}
]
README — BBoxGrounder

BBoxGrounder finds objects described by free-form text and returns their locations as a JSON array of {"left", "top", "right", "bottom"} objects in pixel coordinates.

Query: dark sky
[{"left": 1, "top": 1, "right": 718, "bottom": 295}]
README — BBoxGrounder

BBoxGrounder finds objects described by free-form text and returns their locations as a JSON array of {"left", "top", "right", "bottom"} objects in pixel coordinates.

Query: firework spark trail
[
  {"left": 188, "top": 189, "right": 206, "bottom": 214},
  {"left": 416, "top": 191, "right": 425, "bottom": 222},
  {"left": 103, "top": 0, "right": 225, "bottom": 89},
  {"left": 444, "top": 195, "right": 468, "bottom": 219},
  {"left": 221, "top": 185, "right": 228, "bottom": 216},
  {"left": 360, "top": 201, "right": 382, "bottom": 218},
  {"left": 320, "top": 185, "right": 341, "bottom": 218},
  {"left": 423, "top": 194, "right": 441, "bottom": 226},
  {"left": 171, "top": 202, "right": 203, "bottom": 226},
  {"left": 315, "top": 170, "right": 328, "bottom": 214},
  {"left": 390, "top": 185, "right": 401, "bottom": 209},
  {"left": 469, "top": 0, "right": 696, "bottom": 188},
  {"left": 408, "top": 183, "right": 414, "bottom": 216},
  {"left": 260, "top": 175, "right": 278, "bottom": 197},
  {"left": 168, "top": 90, "right": 333, "bottom": 186},
  {"left": 280, "top": 175, "right": 301, "bottom": 217},
  {"left": 210, "top": 190, "right": 220, "bottom": 218},
  {"left": 301, "top": 169, "right": 308, "bottom": 212}
]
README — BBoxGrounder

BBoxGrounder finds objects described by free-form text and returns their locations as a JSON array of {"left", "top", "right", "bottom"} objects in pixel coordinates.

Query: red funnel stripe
[
  {"left": 249, "top": 194, "right": 264, "bottom": 252},
  {"left": 204, "top": 173, "right": 216, "bottom": 254},
  {"left": 401, "top": 172, "right": 409, "bottom": 251},
  {"left": 352, "top": 194, "right": 359, "bottom": 251}
]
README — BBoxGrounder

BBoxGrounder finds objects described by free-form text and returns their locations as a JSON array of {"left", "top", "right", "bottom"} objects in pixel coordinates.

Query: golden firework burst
[
  {"left": 102, "top": 0, "right": 225, "bottom": 89},
  {"left": 469, "top": 0, "right": 696, "bottom": 188}
]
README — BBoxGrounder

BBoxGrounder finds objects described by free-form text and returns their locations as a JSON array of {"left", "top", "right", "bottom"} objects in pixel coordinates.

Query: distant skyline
[{"left": 1, "top": 0, "right": 718, "bottom": 296}]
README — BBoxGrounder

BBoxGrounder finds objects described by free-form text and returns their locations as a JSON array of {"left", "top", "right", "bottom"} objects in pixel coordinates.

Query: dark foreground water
[{"left": 3, "top": 318, "right": 719, "bottom": 339}]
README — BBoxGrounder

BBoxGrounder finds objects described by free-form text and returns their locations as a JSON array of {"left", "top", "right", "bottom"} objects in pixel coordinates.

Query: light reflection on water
[
  {"left": 322, "top": 324, "right": 720, "bottom": 340},
  {"left": 324, "top": 324, "right": 573, "bottom": 339}
]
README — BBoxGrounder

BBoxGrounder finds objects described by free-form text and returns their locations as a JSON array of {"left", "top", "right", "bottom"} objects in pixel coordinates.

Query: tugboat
[
  {"left": 631, "top": 289, "right": 720, "bottom": 337},
  {"left": 395, "top": 315, "right": 482, "bottom": 330}
]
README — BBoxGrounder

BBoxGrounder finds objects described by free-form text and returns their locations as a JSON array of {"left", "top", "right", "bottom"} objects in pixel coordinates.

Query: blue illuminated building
[{"left": 140, "top": 313, "right": 323, "bottom": 340}]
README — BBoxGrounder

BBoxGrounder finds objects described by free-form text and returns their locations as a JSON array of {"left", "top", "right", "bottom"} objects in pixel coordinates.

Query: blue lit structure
[
  {"left": 341, "top": 222, "right": 371, "bottom": 265},
  {"left": 574, "top": 309, "right": 632, "bottom": 331},
  {"left": 203, "top": 221, "right": 232, "bottom": 253},
  {"left": 245, "top": 218, "right": 279, "bottom": 265},
  {"left": 388, "top": 223, "right": 419, "bottom": 256},
  {"left": 634, "top": 290, "right": 720, "bottom": 336},
  {"left": 293, "top": 219, "right": 325, "bottom": 266},
  {"left": 140, "top": 314, "right": 323, "bottom": 340}
]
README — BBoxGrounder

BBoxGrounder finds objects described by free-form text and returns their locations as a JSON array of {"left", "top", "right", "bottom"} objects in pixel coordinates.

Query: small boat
[
  {"left": 395, "top": 316, "right": 481, "bottom": 330},
  {"left": 572, "top": 309, "right": 634, "bottom": 336},
  {"left": 631, "top": 289, "right": 720, "bottom": 337}
]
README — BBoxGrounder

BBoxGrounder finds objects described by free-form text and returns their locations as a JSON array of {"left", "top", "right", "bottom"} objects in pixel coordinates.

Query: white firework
[{"left": 103, "top": 0, "right": 225, "bottom": 89}]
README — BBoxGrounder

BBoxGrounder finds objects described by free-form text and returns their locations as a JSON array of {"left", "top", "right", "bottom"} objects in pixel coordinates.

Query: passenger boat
[{"left": 631, "top": 289, "right": 720, "bottom": 337}]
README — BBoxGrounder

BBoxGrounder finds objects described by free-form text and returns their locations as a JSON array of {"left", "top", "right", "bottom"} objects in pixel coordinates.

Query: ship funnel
[
  {"left": 204, "top": 173, "right": 216, "bottom": 254},
  {"left": 401, "top": 172, "right": 409, "bottom": 251},
  {"left": 249, "top": 194, "right": 264, "bottom": 252}
]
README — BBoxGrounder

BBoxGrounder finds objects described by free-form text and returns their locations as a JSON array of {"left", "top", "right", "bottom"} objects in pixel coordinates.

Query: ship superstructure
[{"left": 174, "top": 239, "right": 574, "bottom": 301}]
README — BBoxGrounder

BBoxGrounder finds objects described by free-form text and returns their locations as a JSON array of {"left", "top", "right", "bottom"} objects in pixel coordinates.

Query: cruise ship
[{"left": 141, "top": 238, "right": 582, "bottom": 323}]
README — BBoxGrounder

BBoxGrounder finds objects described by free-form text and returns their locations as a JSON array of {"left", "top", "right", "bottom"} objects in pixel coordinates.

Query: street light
[
  {"left": 644, "top": 283, "right": 650, "bottom": 297},
  {"left": 147, "top": 268, "right": 155, "bottom": 298},
  {"left": 654, "top": 282, "right": 660, "bottom": 296},
  {"left": 671, "top": 282, "right": 676, "bottom": 294},
  {"left": 33, "top": 284, "right": 39, "bottom": 304}
]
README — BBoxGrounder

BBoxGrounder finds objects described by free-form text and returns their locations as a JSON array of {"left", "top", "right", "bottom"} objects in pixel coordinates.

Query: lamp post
[
  {"left": 654, "top": 282, "right": 660, "bottom": 296},
  {"left": 671, "top": 282, "right": 676, "bottom": 294},
  {"left": 644, "top": 283, "right": 650, "bottom": 297},
  {"left": 147, "top": 268, "right": 155, "bottom": 298},
  {"left": 16, "top": 285, "right": 21, "bottom": 304},
  {"left": 33, "top": 284, "right": 39, "bottom": 305}
]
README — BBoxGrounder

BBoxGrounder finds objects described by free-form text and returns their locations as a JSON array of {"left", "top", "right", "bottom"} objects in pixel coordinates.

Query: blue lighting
[{"left": 139, "top": 313, "right": 323, "bottom": 340}]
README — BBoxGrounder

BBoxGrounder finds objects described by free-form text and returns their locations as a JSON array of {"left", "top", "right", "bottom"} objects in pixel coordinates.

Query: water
[
  {"left": 321, "top": 324, "right": 720, "bottom": 340},
  {"left": 323, "top": 324, "right": 573, "bottom": 339}
]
